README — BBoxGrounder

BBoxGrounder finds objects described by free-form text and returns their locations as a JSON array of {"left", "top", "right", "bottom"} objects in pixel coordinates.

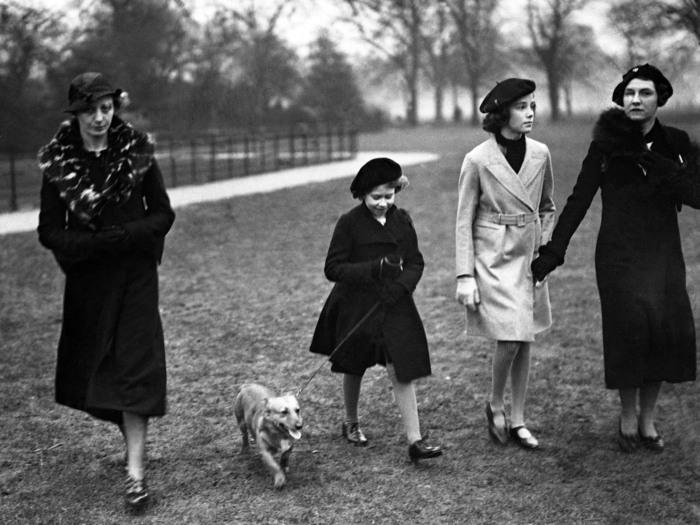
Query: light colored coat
[{"left": 456, "top": 135, "right": 556, "bottom": 341}]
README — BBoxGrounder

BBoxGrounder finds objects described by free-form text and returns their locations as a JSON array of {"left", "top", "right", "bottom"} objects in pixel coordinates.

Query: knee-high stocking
[{"left": 386, "top": 363, "right": 422, "bottom": 443}]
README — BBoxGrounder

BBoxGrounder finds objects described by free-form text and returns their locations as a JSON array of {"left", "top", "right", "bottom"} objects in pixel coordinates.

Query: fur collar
[
  {"left": 592, "top": 107, "right": 648, "bottom": 159},
  {"left": 593, "top": 107, "right": 700, "bottom": 174},
  {"left": 38, "top": 115, "right": 154, "bottom": 228}
]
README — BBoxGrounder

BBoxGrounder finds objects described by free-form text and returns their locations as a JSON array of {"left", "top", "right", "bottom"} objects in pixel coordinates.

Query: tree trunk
[
  {"left": 547, "top": 69, "right": 561, "bottom": 122},
  {"left": 564, "top": 82, "right": 573, "bottom": 118},
  {"left": 469, "top": 80, "right": 480, "bottom": 126},
  {"left": 434, "top": 83, "right": 444, "bottom": 123}
]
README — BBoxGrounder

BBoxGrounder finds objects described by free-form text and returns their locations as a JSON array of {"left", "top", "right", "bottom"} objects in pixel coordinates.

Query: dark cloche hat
[
  {"left": 612, "top": 64, "right": 673, "bottom": 106},
  {"left": 479, "top": 78, "right": 536, "bottom": 114},
  {"left": 350, "top": 157, "right": 402, "bottom": 198},
  {"left": 65, "top": 72, "right": 122, "bottom": 113}
]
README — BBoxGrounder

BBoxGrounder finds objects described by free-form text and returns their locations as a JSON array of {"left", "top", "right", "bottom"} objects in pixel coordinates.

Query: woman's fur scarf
[
  {"left": 592, "top": 106, "right": 700, "bottom": 176},
  {"left": 38, "top": 115, "right": 154, "bottom": 227}
]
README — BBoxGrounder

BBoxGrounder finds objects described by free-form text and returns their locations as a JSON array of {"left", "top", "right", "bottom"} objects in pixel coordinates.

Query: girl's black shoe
[{"left": 408, "top": 439, "right": 443, "bottom": 463}]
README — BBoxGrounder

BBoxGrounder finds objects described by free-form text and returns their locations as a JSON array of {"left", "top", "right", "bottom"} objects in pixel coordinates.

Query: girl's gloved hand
[{"left": 456, "top": 277, "right": 480, "bottom": 311}]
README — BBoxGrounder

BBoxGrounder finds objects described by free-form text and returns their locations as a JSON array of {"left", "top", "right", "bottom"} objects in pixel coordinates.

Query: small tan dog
[{"left": 234, "top": 383, "right": 303, "bottom": 489}]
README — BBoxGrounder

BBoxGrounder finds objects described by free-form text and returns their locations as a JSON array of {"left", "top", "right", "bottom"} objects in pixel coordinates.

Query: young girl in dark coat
[
  {"left": 310, "top": 157, "right": 442, "bottom": 462},
  {"left": 37, "top": 73, "right": 174, "bottom": 508}
]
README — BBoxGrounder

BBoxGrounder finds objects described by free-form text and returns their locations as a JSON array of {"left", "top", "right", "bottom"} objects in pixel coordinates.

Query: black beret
[
  {"left": 479, "top": 78, "right": 536, "bottom": 114},
  {"left": 612, "top": 64, "right": 673, "bottom": 106},
  {"left": 350, "top": 157, "right": 402, "bottom": 198}
]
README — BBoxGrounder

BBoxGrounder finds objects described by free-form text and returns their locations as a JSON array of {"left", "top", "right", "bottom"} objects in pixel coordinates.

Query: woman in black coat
[
  {"left": 37, "top": 73, "right": 175, "bottom": 507},
  {"left": 532, "top": 64, "right": 699, "bottom": 453},
  {"left": 310, "top": 157, "right": 441, "bottom": 462}
]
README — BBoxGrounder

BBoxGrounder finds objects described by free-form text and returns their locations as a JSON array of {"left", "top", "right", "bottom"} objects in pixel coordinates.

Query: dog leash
[{"left": 296, "top": 301, "right": 381, "bottom": 398}]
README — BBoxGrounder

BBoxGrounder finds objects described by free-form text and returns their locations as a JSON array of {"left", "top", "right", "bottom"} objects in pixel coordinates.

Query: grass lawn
[{"left": 2, "top": 117, "right": 700, "bottom": 524}]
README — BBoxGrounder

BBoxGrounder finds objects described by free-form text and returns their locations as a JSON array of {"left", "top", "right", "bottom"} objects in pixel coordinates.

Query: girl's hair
[
  {"left": 360, "top": 175, "right": 410, "bottom": 198},
  {"left": 482, "top": 105, "right": 511, "bottom": 134}
]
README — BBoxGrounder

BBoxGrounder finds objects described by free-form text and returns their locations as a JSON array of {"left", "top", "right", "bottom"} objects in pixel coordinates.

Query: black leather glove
[
  {"left": 380, "top": 282, "right": 407, "bottom": 305},
  {"left": 92, "top": 225, "right": 130, "bottom": 254},
  {"left": 531, "top": 250, "right": 561, "bottom": 283},
  {"left": 372, "top": 254, "right": 404, "bottom": 281},
  {"left": 639, "top": 151, "right": 683, "bottom": 190}
]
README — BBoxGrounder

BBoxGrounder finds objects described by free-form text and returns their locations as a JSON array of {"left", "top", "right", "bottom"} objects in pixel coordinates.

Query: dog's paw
[{"left": 273, "top": 472, "right": 286, "bottom": 489}]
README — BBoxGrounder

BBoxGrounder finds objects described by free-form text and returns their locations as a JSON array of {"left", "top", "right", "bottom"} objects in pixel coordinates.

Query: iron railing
[{"left": 0, "top": 123, "right": 357, "bottom": 213}]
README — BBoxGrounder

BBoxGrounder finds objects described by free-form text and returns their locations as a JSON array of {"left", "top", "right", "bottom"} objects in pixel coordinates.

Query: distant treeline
[
  {"left": 0, "top": 1, "right": 384, "bottom": 154},
  {"left": 2, "top": 0, "right": 699, "bottom": 154}
]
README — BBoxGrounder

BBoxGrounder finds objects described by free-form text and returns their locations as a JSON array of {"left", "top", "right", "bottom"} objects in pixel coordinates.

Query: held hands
[
  {"left": 530, "top": 253, "right": 559, "bottom": 283},
  {"left": 455, "top": 277, "right": 480, "bottom": 311}
]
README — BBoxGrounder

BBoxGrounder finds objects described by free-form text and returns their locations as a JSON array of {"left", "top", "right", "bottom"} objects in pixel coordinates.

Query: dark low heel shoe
[
  {"left": 408, "top": 439, "right": 443, "bottom": 463},
  {"left": 640, "top": 433, "right": 665, "bottom": 453},
  {"left": 341, "top": 422, "right": 368, "bottom": 447},
  {"left": 617, "top": 420, "right": 639, "bottom": 453},
  {"left": 509, "top": 426, "right": 539, "bottom": 450},
  {"left": 485, "top": 402, "right": 509, "bottom": 445}
]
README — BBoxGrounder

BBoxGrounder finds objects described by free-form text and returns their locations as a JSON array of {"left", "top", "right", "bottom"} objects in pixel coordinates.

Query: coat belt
[{"left": 476, "top": 211, "right": 539, "bottom": 227}]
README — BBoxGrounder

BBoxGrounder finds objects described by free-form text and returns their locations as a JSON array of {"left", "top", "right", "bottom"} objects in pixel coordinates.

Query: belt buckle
[{"left": 516, "top": 214, "right": 526, "bottom": 226}]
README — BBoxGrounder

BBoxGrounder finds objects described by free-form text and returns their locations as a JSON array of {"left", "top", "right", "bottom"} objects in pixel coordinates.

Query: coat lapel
[
  {"left": 519, "top": 138, "right": 546, "bottom": 190},
  {"left": 485, "top": 137, "right": 534, "bottom": 210}
]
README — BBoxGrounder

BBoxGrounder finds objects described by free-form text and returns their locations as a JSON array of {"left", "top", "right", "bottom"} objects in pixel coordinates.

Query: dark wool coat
[
  {"left": 38, "top": 119, "right": 175, "bottom": 424},
  {"left": 546, "top": 107, "right": 699, "bottom": 389},
  {"left": 309, "top": 203, "right": 431, "bottom": 382}
]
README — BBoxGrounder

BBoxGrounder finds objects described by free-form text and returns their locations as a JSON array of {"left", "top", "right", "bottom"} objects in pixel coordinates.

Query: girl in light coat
[{"left": 455, "top": 78, "right": 555, "bottom": 449}]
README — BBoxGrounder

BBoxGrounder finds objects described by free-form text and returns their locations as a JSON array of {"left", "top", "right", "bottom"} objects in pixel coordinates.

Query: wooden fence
[{"left": 0, "top": 123, "right": 357, "bottom": 213}]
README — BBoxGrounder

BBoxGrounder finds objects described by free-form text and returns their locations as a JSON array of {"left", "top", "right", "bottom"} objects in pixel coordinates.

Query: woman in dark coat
[
  {"left": 310, "top": 157, "right": 442, "bottom": 462},
  {"left": 532, "top": 64, "right": 699, "bottom": 453},
  {"left": 37, "top": 72, "right": 175, "bottom": 507}
]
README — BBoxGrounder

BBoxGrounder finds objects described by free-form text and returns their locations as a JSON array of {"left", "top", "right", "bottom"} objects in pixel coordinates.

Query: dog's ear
[{"left": 263, "top": 397, "right": 271, "bottom": 417}]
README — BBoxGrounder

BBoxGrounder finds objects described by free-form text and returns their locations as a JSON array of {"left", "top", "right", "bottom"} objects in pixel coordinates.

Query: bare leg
[
  {"left": 638, "top": 382, "right": 662, "bottom": 438},
  {"left": 618, "top": 388, "right": 639, "bottom": 436},
  {"left": 123, "top": 412, "right": 148, "bottom": 480}
]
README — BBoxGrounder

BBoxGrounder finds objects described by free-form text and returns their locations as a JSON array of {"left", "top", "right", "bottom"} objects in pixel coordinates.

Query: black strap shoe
[{"left": 408, "top": 438, "right": 443, "bottom": 463}]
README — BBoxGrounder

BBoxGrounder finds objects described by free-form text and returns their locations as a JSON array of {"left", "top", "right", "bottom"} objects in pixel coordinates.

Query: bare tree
[
  {"left": 607, "top": 0, "right": 669, "bottom": 68},
  {"left": 66, "top": 0, "right": 193, "bottom": 124},
  {"left": 215, "top": 0, "right": 301, "bottom": 126},
  {"left": 0, "top": 1, "right": 64, "bottom": 150},
  {"left": 343, "top": 0, "right": 426, "bottom": 126},
  {"left": 442, "top": 0, "right": 503, "bottom": 125},
  {"left": 606, "top": 0, "right": 696, "bottom": 81},
  {"left": 665, "top": 0, "right": 700, "bottom": 43},
  {"left": 526, "top": 0, "right": 589, "bottom": 121},
  {"left": 558, "top": 24, "right": 607, "bottom": 117},
  {"left": 421, "top": 3, "right": 452, "bottom": 123}
]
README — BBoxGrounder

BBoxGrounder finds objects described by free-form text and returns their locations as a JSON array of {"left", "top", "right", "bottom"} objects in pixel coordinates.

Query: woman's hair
[
  {"left": 482, "top": 105, "right": 511, "bottom": 134},
  {"left": 633, "top": 75, "right": 672, "bottom": 107}
]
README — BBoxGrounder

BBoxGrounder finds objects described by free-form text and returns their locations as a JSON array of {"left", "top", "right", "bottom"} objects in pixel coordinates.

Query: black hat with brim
[
  {"left": 611, "top": 63, "right": 673, "bottom": 106},
  {"left": 65, "top": 72, "right": 122, "bottom": 113},
  {"left": 350, "top": 157, "right": 402, "bottom": 198},
  {"left": 479, "top": 78, "right": 536, "bottom": 114}
]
